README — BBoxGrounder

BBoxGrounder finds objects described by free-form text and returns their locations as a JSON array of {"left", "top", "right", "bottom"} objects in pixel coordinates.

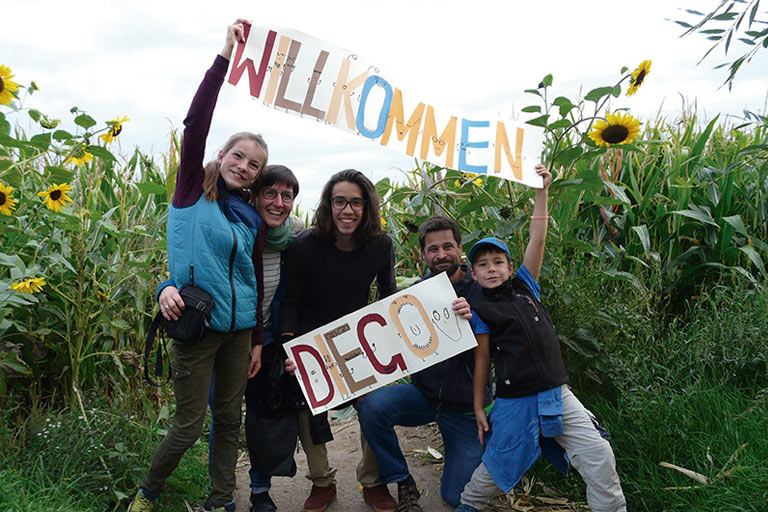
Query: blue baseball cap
[{"left": 468, "top": 237, "right": 511, "bottom": 266}]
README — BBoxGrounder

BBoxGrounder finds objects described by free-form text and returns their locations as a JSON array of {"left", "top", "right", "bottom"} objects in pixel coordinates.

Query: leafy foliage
[
  {"left": 674, "top": 0, "right": 768, "bottom": 88},
  {"left": 1, "top": 78, "right": 170, "bottom": 406}
]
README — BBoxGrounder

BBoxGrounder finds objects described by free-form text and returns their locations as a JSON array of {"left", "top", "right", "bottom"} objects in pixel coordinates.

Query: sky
[{"left": 3, "top": 0, "right": 767, "bottom": 212}]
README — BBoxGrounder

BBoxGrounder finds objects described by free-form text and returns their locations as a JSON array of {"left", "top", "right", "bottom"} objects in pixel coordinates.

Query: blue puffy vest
[{"left": 167, "top": 189, "right": 262, "bottom": 333}]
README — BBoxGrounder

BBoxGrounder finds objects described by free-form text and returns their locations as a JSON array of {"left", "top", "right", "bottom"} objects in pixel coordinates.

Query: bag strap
[{"left": 144, "top": 311, "right": 170, "bottom": 387}]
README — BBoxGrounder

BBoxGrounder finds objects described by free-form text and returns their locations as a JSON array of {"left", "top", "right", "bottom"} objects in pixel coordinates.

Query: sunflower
[
  {"left": 100, "top": 115, "right": 129, "bottom": 144},
  {"left": 588, "top": 112, "right": 641, "bottom": 147},
  {"left": 0, "top": 182, "right": 17, "bottom": 216},
  {"left": 626, "top": 60, "right": 652, "bottom": 96},
  {"left": 10, "top": 277, "right": 46, "bottom": 294},
  {"left": 0, "top": 65, "right": 20, "bottom": 105},
  {"left": 38, "top": 183, "right": 74, "bottom": 212},
  {"left": 65, "top": 146, "right": 93, "bottom": 167},
  {"left": 455, "top": 173, "right": 484, "bottom": 187}
]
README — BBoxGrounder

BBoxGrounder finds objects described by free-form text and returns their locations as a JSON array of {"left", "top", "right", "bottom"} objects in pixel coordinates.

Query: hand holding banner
[{"left": 283, "top": 272, "right": 477, "bottom": 415}]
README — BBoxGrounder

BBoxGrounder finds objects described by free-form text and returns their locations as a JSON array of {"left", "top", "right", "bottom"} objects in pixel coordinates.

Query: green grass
[{"left": 1, "top": 393, "right": 211, "bottom": 511}]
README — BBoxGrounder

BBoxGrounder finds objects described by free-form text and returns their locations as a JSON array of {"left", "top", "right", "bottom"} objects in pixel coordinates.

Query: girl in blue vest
[{"left": 129, "top": 19, "right": 267, "bottom": 512}]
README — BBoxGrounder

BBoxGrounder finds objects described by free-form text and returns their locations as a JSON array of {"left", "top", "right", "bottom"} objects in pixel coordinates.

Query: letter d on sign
[{"left": 291, "top": 344, "right": 334, "bottom": 408}]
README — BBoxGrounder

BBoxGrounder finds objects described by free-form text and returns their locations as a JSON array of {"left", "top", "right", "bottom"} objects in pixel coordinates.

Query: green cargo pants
[{"left": 141, "top": 328, "right": 251, "bottom": 506}]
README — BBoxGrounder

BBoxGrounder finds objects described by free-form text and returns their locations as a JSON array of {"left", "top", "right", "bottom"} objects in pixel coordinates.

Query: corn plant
[{"left": 1, "top": 68, "right": 169, "bottom": 406}]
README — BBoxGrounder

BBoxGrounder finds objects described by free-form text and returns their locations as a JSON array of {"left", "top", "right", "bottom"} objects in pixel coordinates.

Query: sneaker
[
  {"left": 250, "top": 491, "right": 277, "bottom": 512},
  {"left": 203, "top": 496, "right": 236, "bottom": 512},
  {"left": 362, "top": 484, "right": 396, "bottom": 512},
  {"left": 303, "top": 484, "right": 337, "bottom": 512},
  {"left": 127, "top": 489, "right": 155, "bottom": 512},
  {"left": 396, "top": 477, "right": 422, "bottom": 512}
]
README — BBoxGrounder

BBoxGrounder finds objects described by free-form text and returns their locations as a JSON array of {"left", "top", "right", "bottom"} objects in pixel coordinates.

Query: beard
[{"left": 429, "top": 259, "right": 459, "bottom": 278}]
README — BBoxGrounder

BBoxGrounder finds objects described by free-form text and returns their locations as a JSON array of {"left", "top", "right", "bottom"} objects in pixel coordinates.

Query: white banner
[
  {"left": 283, "top": 273, "right": 477, "bottom": 415},
  {"left": 228, "top": 24, "right": 541, "bottom": 187}
]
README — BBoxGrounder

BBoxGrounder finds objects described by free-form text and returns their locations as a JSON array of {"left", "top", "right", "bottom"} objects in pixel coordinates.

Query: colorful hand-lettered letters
[
  {"left": 283, "top": 273, "right": 477, "bottom": 414},
  {"left": 229, "top": 24, "right": 541, "bottom": 187}
]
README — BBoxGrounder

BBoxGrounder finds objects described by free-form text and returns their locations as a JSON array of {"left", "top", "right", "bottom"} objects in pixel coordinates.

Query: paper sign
[
  {"left": 228, "top": 24, "right": 541, "bottom": 188},
  {"left": 283, "top": 272, "right": 477, "bottom": 414}
]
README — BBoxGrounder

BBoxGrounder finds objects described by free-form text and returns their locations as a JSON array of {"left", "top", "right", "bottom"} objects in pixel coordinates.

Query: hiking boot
[
  {"left": 362, "top": 484, "right": 396, "bottom": 512},
  {"left": 303, "top": 484, "right": 337, "bottom": 512},
  {"left": 396, "top": 477, "right": 422, "bottom": 512},
  {"left": 127, "top": 489, "right": 155, "bottom": 512},
  {"left": 250, "top": 491, "right": 277, "bottom": 512},
  {"left": 203, "top": 496, "right": 236, "bottom": 512}
]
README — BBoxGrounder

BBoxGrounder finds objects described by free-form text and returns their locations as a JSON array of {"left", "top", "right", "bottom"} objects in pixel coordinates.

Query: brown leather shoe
[
  {"left": 303, "top": 484, "right": 337, "bottom": 512},
  {"left": 363, "top": 484, "right": 396, "bottom": 512}
]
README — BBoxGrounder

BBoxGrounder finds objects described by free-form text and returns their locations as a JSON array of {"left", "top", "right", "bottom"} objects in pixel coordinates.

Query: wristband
[{"left": 531, "top": 215, "right": 549, "bottom": 220}]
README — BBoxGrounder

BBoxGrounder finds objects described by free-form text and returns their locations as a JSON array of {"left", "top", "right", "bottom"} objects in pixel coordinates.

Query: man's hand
[{"left": 452, "top": 297, "right": 472, "bottom": 320}]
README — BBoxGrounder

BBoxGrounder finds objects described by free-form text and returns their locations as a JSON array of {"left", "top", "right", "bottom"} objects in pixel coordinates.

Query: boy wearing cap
[{"left": 456, "top": 165, "right": 626, "bottom": 512}]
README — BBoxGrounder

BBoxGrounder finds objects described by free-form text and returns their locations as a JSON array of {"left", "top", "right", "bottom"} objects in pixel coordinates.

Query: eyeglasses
[
  {"left": 261, "top": 187, "right": 294, "bottom": 203},
  {"left": 331, "top": 196, "right": 365, "bottom": 211}
]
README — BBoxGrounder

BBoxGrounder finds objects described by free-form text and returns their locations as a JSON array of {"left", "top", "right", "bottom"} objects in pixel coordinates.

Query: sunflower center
[
  {"left": 0, "top": 191, "right": 6, "bottom": 205},
  {"left": 0, "top": 77, "right": 5, "bottom": 93},
  {"left": 634, "top": 70, "right": 646, "bottom": 86},
  {"left": 50, "top": 189, "right": 62, "bottom": 201},
  {"left": 602, "top": 125, "right": 629, "bottom": 144},
  {"left": 112, "top": 125, "right": 122, "bottom": 137}
]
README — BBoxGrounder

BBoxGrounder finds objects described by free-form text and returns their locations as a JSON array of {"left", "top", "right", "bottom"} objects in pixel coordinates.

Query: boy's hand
[
  {"left": 476, "top": 408, "right": 490, "bottom": 444},
  {"left": 285, "top": 358, "right": 297, "bottom": 375},
  {"left": 452, "top": 297, "right": 472, "bottom": 320},
  {"left": 535, "top": 163, "right": 552, "bottom": 189}
]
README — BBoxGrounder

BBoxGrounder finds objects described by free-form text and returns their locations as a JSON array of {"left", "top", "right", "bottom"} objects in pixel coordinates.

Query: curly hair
[
  {"left": 312, "top": 169, "right": 384, "bottom": 248},
  {"left": 202, "top": 132, "right": 268, "bottom": 201}
]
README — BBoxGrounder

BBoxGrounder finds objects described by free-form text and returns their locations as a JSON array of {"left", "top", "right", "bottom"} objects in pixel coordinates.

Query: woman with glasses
[
  {"left": 241, "top": 164, "right": 307, "bottom": 512},
  {"left": 278, "top": 169, "right": 398, "bottom": 512}
]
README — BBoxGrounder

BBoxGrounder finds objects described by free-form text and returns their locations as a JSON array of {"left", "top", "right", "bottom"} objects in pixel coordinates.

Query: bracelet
[{"left": 531, "top": 215, "right": 549, "bottom": 220}]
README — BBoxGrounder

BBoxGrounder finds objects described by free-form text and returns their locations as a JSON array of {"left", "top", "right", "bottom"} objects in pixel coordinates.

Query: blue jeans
[{"left": 356, "top": 383, "right": 484, "bottom": 507}]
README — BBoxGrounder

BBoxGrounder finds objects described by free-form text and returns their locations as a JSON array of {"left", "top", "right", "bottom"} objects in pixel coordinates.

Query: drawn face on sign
[
  {"left": 389, "top": 294, "right": 439, "bottom": 359},
  {"left": 431, "top": 306, "right": 462, "bottom": 341}
]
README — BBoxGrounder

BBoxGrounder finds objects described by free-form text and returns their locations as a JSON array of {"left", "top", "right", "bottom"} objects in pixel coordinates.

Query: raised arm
[
  {"left": 521, "top": 164, "right": 552, "bottom": 282},
  {"left": 174, "top": 20, "right": 248, "bottom": 207}
]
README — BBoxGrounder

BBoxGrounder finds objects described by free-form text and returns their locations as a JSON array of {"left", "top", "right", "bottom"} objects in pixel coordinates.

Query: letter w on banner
[
  {"left": 228, "top": 23, "right": 542, "bottom": 188},
  {"left": 283, "top": 273, "right": 476, "bottom": 415}
]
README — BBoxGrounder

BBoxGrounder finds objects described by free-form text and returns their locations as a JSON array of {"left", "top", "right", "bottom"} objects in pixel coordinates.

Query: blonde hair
[{"left": 202, "top": 132, "right": 268, "bottom": 201}]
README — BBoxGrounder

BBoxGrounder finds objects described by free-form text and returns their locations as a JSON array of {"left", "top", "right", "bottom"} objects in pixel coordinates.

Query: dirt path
[{"left": 234, "top": 417, "right": 454, "bottom": 511}]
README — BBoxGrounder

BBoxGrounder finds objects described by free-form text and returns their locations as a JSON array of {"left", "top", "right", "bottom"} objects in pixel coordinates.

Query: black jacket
[
  {"left": 410, "top": 266, "right": 493, "bottom": 413},
  {"left": 472, "top": 277, "right": 568, "bottom": 398}
]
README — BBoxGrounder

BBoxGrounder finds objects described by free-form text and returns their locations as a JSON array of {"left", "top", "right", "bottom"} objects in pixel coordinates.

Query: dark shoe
[
  {"left": 396, "top": 477, "right": 422, "bottom": 512},
  {"left": 203, "top": 496, "right": 236, "bottom": 511},
  {"left": 455, "top": 505, "right": 478, "bottom": 512},
  {"left": 363, "top": 484, "right": 396, "bottom": 512},
  {"left": 250, "top": 491, "right": 277, "bottom": 512},
  {"left": 303, "top": 484, "right": 337, "bottom": 512}
]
